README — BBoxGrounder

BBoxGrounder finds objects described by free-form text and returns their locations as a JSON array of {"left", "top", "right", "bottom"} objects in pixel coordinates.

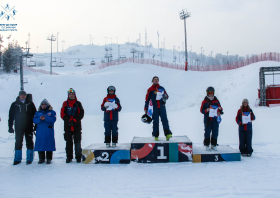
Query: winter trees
[{"left": 2, "top": 40, "right": 22, "bottom": 73}]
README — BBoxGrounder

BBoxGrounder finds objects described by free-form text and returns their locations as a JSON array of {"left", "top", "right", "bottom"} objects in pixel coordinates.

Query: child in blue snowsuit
[
  {"left": 200, "top": 87, "right": 223, "bottom": 151},
  {"left": 144, "top": 76, "right": 172, "bottom": 141},
  {"left": 101, "top": 86, "right": 122, "bottom": 147}
]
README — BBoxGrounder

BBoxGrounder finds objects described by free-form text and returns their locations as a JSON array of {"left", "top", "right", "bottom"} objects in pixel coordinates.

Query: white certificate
[
  {"left": 156, "top": 91, "right": 163, "bottom": 100},
  {"left": 242, "top": 112, "right": 251, "bottom": 124},
  {"left": 209, "top": 105, "right": 218, "bottom": 118}
]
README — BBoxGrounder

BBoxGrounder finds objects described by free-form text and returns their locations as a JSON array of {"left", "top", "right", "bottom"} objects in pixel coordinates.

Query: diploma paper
[
  {"left": 242, "top": 112, "right": 251, "bottom": 124},
  {"left": 209, "top": 105, "right": 218, "bottom": 118},
  {"left": 156, "top": 91, "right": 163, "bottom": 100}
]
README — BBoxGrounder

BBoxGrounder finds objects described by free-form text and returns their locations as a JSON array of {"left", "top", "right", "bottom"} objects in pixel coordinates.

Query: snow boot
[
  {"left": 13, "top": 150, "right": 22, "bottom": 165},
  {"left": 66, "top": 158, "right": 72, "bottom": 163},
  {"left": 112, "top": 143, "right": 116, "bottom": 148},
  {"left": 112, "top": 136, "right": 118, "bottom": 144},
  {"left": 46, "top": 159, "right": 52, "bottom": 164},
  {"left": 211, "top": 145, "right": 217, "bottom": 151},
  {"left": 155, "top": 137, "right": 159, "bottom": 141},
  {"left": 76, "top": 158, "right": 81, "bottom": 163},
  {"left": 106, "top": 143, "right": 110, "bottom": 148},
  {"left": 247, "top": 154, "right": 252, "bottom": 157},
  {"left": 241, "top": 154, "right": 247, "bottom": 157},
  {"left": 26, "top": 149, "right": 34, "bottom": 165},
  {"left": 38, "top": 160, "right": 45, "bottom": 164},
  {"left": 206, "top": 145, "right": 210, "bottom": 151},
  {"left": 166, "top": 134, "right": 172, "bottom": 141}
]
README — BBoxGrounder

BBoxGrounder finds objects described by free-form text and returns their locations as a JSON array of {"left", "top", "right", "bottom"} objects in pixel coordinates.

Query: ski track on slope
[{"left": 0, "top": 61, "right": 280, "bottom": 197}]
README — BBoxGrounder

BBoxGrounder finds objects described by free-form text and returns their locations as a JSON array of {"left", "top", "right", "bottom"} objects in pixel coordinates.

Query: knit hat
[
  {"left": 242, "top": 98, "right": 249, "bottom": 104},
  {"left": 19, "top": 90, "right": 27, "bottom": 96},
  {"left": 68, "top": 88, "right": 76, "bottom": 95},
  {"left": 40, "top": 99, "right": 49, "bottom": 106}
]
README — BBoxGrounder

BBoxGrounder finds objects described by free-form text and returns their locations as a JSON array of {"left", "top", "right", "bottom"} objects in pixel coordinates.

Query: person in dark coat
[
  {"left": 236, "top": 99, "right": 255, "bottom": 157},
  {"left": 144, "top": 76, "right": 172, "bottom": 141},
  {"left": 200, "top": 87, "right": 223, "bottom": 151},
  {"left": 8, "top": 91, "right": 37, "bottom": 165},
  {"left": 60, "top": 88, "right": 84, "bottom": 163},
  {"left": 33, "top": 99, "right": 56, "bottom": 164},
  {"left": 101, "top": 86, "right": 122, "bottom": 147}
]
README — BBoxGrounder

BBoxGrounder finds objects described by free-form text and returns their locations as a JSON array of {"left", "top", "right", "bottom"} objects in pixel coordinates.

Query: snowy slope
[{"left": 0, "top": 61, "right": 280, "bottom": 197}]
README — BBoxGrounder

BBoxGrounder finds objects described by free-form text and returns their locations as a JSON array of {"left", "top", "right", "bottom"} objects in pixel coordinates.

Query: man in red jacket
[{"left": 60, "top": 88, "right": 84, "bottom": 163}]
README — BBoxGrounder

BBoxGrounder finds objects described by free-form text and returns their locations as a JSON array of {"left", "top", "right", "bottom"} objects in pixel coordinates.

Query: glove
[
  {"left": 69, "top": 120, "right": 76, "bottom": 126},
  {"left": 8, "top": 127, "right": 14, "bottom": 133},
  {"left": 162, "top": 94, "right": 168, "bottom": 102}
]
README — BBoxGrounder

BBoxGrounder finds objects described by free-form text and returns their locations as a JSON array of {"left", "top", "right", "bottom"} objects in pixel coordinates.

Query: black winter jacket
[{"left": 9, "top": 97, "right": 37, "bottom": 131}]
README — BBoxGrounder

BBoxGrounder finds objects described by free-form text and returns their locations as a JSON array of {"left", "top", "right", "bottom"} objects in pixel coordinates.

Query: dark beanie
[{"left": 19, "top": 90, "right": 27, "bottom": 96}]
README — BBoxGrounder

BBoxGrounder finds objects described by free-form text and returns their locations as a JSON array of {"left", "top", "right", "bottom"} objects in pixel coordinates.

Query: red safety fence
[
  {"left": 86, "top": 52, "right": 280, "bottom": 74},
  {"left": 24, "top": 52, "right": 280, "bottom": 75},
  {"left": 23, "top": 66, "right": 60, "bottom": 75},
  {"left": 188, "top": 52, "right": 280, "bottom": 71}
]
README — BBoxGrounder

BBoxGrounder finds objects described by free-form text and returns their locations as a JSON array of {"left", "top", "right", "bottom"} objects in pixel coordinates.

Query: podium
[
  {"left": 193, "top": 145, "right": 241, "bottom": 163},
  {"left": 131, "top": 136, "right": 192, "bottom": 163},
  {"left": 82, "top": 143, "right": 131, "bottom": 164}
]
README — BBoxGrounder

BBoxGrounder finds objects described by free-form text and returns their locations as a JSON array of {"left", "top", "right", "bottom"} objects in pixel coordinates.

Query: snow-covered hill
[{"left": 0, "top": 61, "right": 280, "bottom": 197}]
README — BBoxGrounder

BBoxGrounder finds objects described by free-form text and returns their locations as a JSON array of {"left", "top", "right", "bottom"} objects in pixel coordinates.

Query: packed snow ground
[{"left": 0, "top": 61, "right": 280, "bottom": 197}]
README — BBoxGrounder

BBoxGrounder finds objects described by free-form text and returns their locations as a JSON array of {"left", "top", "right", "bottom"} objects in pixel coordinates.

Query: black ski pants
[
  {"left": 38, "top": 151, "right": 53, "bottom": 160},
  {"left": 15, "top": 130, "right": 34, "bottom": 150},
  {"left": 239, "top": 130, "right": 253, "bottom": 155},
  {"left": 64, "top": 131, "right": 82, "bottom": 160}
]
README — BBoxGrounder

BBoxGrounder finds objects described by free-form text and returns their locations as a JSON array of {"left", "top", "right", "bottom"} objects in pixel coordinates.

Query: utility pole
[
  {"left": 47, "top": 34, "right": 56, "bottom": 75},
  {"left": 179, "top": 9, "right": 191, "bottom": 71},
  {"left": 163, "top": 38, "right": 165, "bottom": 57},
  {"left": 57, "top": 32, "right": 59, "bottom": 53},
  {"left": 62, "top": 41, "right": 65, "bottom": 52},
  {"left": 28, "top": 33, "right": 30, "bottom": 51},
  {"left": 157, "top": 31, "right": 159, "bottom": 49},
  {"left": 178, "top": 46, "right": 180, "bottom": 62},
  {"left": 201, "top": 47, "right": 203, "bottom": 66},
  {"left": 227, "top": 51, "right": 229, "bottom": 64}
]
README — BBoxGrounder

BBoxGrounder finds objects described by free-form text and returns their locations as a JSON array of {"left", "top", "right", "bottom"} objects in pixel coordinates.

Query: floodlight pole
[
  {"left": 47, "top": 34, "right": 56, "bottom": 75},
  {"left": 179, "top": 9, "right": 191, "bottom": 71},
  {"left": 57, "top": 32, "right": 59, "bottom": 53}
]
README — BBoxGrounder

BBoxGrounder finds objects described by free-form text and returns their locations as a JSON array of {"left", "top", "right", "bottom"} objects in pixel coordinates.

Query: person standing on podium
[
  {"left": 101, "top": 86, "right": 122, "bottom": 148},
  {"left": 144, "top": 76, "right": 172, "bottom": 141},
  {"left": 200, "top": 87, "right": 223, "bottom": 151}
]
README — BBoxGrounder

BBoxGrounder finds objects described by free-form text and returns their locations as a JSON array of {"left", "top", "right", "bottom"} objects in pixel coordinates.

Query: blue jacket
[
  {"left": 144, "top": 84, "right": 168, "bottom": 111},
  {"left": 101, "top": 95, "right": 122, "bottom": 121},
  {"left": 200, "top": 96, "right": 222, "bottom": 124},
  {"left": 33, "top": 106, "right": 56, "bottom": 151},
  {"left": 236, "top": 106, "right": 255, "bottom": 131}
]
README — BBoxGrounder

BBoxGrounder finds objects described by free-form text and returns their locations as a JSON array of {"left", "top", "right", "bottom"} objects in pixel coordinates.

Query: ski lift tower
[
  {"left": 104, "top": 47, "right": 112, "bottom": 63},
  {"left": 130, "top": 48, "right": 137, "bottom": 63},
  {"left": 179, "top": 9, "right": 191, "bottom": 71},
  {"left": 47, "top": 34, "right": 56, "bottom": 75},
  {"left": 20, "top": 46, "right": 33, "bottom": 90}
]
